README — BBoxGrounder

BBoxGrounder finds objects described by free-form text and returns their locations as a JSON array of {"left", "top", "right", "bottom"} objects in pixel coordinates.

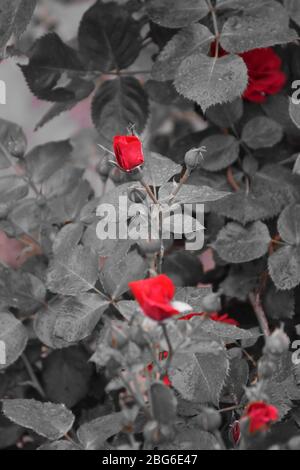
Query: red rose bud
[
  {"left": 210, "top": 44, "right": 286, "bottom": 103},
  {"left": 129, "top": 275, "right": 179, "bottom": 322},
  {"left": 230, "top": 420, "right": 241, "bottom": 446},
  {"left": 113, "top": 135, "right": 144, "bottom": 172},
  {"left": 243, "top": 402, "right": 279, "bottom": 434}
]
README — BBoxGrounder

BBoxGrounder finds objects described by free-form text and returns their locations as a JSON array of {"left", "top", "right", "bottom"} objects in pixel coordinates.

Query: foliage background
[{"left": 1, "top": 0, "right": 300, "bottom": 451}]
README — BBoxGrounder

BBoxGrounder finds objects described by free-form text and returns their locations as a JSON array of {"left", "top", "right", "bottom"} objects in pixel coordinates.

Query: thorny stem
[
  {"left": 21, "top": 354, "right": 46, "bottom": 399},
  {"left": 161, "top": 323, "right": 173, "bottom": 378},
  {"left": 227, "top": 166, "right": 240, "bottom": 192},
  {"left": 206, "top": 0, "right": 220, "bottom": 58},
  {"left": 168, "top": 169, "right": 191, "bottom": 205},
  {"left": 249, "top": 292, "right": 271, "bottom": 339},
  {"left": 137, "top": 168, "right": 160, "bottom": 205},
  {"left": 219, "top": 404, "right": 244, "bottom": 414}
]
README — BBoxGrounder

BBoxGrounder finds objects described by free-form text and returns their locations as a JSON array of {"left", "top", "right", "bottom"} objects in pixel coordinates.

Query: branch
[{"left": 249, "top": 292, "right": 271, "bottom": 339}]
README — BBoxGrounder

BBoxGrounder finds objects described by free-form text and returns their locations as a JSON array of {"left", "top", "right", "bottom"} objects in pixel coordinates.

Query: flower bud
[
  {"left": 128, "top": 187, "right": 146, "bottom": 203},
  {"left": 0, "top": 204, "right": 9, "bottom": 219},
  {"left": 184, "top": 148, "right": 204, "bottom": 170},
  {"left": 195, "top": 408, "right": 222, "bottom": 432},
  {"left": 264, "top": 329, "right": 290, "bottom": 356},
  {"left": 202, "top": 293, "right": 221, "bottom": 313},
  {"left": 97, "top": 156, "right": 110, "bottom": 178},
  {"left": 257, "top": 358, "right": 277, "bottom": 380},
  {"left": 113, "top": 135, "right": 144, "bottom": 172},
  {"left": 288, "top": 436, "right": 300, "bottom": 450},
  {"left": 229, "top": 420, "right": 241, "bottom": 446}
]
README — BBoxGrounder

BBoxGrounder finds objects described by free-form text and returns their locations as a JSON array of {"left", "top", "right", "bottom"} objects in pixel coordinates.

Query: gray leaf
[
  {"left": 175, "top": 53, "right": 248, "bottom": 112},
  {"left": 214, "top": 221, "right": 271, "bottom": 263},
  {"left": 152, "top": 24, "right": 213, "bottom": 81},
  {"left": 206, "top": 99, "right": 243, "bottom": 128},
  {"left": 2, "top": 399, "right": 75, "bottom": 441},
  {"left": 47, "top": 246, "right": 98, "bottom": 296},
  {"left": 169, "top": 348, "right": 229, "bottom": 405},
  {"left": 42, "top": 347, "right": 93, "bottom": 408},
  {"left": 159, "top": 183, "right": 230, "bottom": 204},
  {"left": 100, "top": 243, "right": 148, "bottom": 299},
  {"left": 34, "top": 295, "right": 108, "bottom": 348},
  {"left": 0, "top": 175, "right": 28, "bottom": 203},
  {"left": 143, "top": 152, "right": 181, "bottom": 186},
  {"left": 77, "top": 412, "right": 124, "bottom": 450},
  {"left": 150, "top": 382, "right": 177, "bottom": 424},
  {"left": 146, "top": 0, "right": 209, "bottom": 28},
  {"left": 0, "top": 118, "right": 27, "bottom": 166},
  {"left": 175, "top": 286, "right": 212, "bottom": 311},
  {"left": 92, "top": 76, "right": 149, "bottom": 145},
  {"left": 278, "top": 204, "right": 300, "bottom": 245},
  {"left": 221, "top": 1, "right": 297, "bottom": 53},
  {"left": 284, "top": 0, "right": 300, "bottom": 27},
  {"left": 200, "top": 134, "right": 240, "bottom": 171},
  {"left": 269, "top": 245, "right": 300, "bottom": 290},
  {"left": 242, "top": 117, "right": 283, "bottom": 150},
  {"left": 0, "top": 312, "right": 28, "bottom": 370},
  {"left": 25, "top": 140, "right": 73, "bottom": 184}
]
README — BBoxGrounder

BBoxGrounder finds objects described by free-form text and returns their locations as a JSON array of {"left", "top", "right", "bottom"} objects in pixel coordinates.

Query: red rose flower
[
  {"left": 179, "top": 312, "right": 239, "bottom": 326},
  {"left": 129, "top": 275, "right": 179, "bottom": 322},
  {"left": 113, "top": 135, "right": 144, "bottom": 172},
  {"left": 243, "top": 402, "right": 279, "bottom": 433},
  {"left": 210, "top": 44, "right": 286, "bottom": 103}
]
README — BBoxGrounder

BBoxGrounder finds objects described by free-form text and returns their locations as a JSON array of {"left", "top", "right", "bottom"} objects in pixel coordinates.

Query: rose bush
[{"left": 1, "top": 0, "right": 300, "bottom": 452}]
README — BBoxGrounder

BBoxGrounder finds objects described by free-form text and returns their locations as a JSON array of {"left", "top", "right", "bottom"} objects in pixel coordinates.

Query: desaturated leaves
[
  {"left": 220, "top": 1, "right": 297, "bottom": 53},
  {"left": 0, "top": 118, "right": 27, "bottom": 165},
  {"left": 77, "top": 412, "right": 124, "bottom": 450},
  {"left": 284, "top": 0, "right": 300, "bottom": 27},
  {"left": 242, "top": 117, "right": 283, "bottom": 150},
  {"left": 78, "top": 0, "right": 142, "bottom": 71},
  {"left": 92, "top": 77, "right": 149, "bottom": 143},
  {"left": 0, "top": 0, "right": 37, "bottom": 54},
  {"left": 34, "top": 295, "right": 108, "bottom": 349},
  {"left": 175, "top": 54, "right": 248, "bottom": 112},
  {"left": 269, "top": 204, "right": 300, "bottom": 290},
  {"left": 42, "top": 347, "right": 93, "bottom": 408},
  {"left": 147, "top": 0, "right": 209, "bottom": 28},
  {"left": 20, "top": 33, "right": 85, "bottom": 102},
  {"left": 152, "top": 25, "right": 214, "bottom": 81},
  {"left": 169, "top": 345, "right": 229, "bottom": 405},
  {"left": 214, "top": 221, "right": 271, "bottom": 264},
  {"left": 25, "top": 140, "right": 73, "bottom": 184},
  {"left": 46, "top": 223, "right": 98, "bottom": 296},
  {"left": 210, "top": 165, "right": 300, "bottom": 225},
  {"left": 199, "top": 135, "right": 240, "bottom": 171},
  {"left": 0, "top": 312, "right": 28, "bottom": 370},
  {"left": 2, "top": 399, "right": 75, "bottom": 441}
]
